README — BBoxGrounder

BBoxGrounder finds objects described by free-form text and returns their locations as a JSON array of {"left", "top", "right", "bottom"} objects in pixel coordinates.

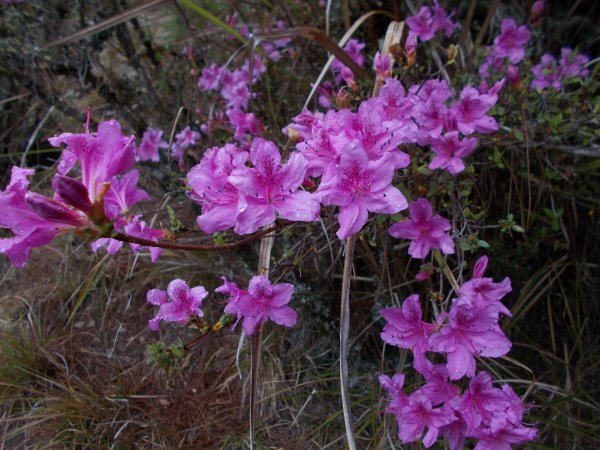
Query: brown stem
[
  {"left": 252, "top": 26, "right": 372, "bottom": 82},
  {"left": 111, "top": 221, "right": 291, "bottom": 251}
]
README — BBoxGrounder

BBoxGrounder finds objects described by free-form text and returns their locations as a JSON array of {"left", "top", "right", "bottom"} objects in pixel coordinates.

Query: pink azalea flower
[
  {"left": 429, "top": 302, "right": 512, "bottom": 380},
  {"left": 174, "top": 126, "right": 200, "bottom": 150},
  {"left": 90, "top": 235, "right": 123, "bottom": 256},
  {"left": 429, "top": 132, "right": 479, "bottom": 175},
  {"left": 229, "top": 138, "right": 320, "bottom": 235},
  {"left": 91, "top": 215, "right": 164, "bottom": 262},
  {"left": 559, "top": 48, "right": 590, "bottom": 79},
  {"left": 136, "top": 128, "right": 168, "bottom": 162},
  {"left": 236, "top": 275, "right": 297, "bottom": 335},
  {"left": 331, "top": 38, "right": 366, "bottom": 75},
  {"left": 296, "top": 110, "right": 343, "bottom": 177},
  {"left": 472, "top": 423, "right": 537, "bottom": 450},
  {"left": 406, "top": 1, "right": 457, "bottom": 42},
  {"left": 330, "top": 103, "right": 412, "bottom": 169},
  {"left": 414, "top": 360, "right": 459, "bottom": 404},
  {"left": 378, "top": 78, "right": 412, "bottom": 120},
  {"left": 103, "top": 170, "right": 151, "bottom": 220},
  {"left": 388, "top": 198, "right": 454, "bottom": 259},
  {"left": 172, "top": 126, "right": 200, "bottom": 169},
  {"left": 492, "top": 19, "right": 531, "bottom": 64},
  {"left": 530, "top": 54, "right": 561, "bottom": 90},
  {"left": 410, "top": 80, "right": 454, "bottom": 140},
  {"left": 479, "top": 51, "right": 505, "bottom": 79},
  {"left": 284, "top": 110, "right": 324, "bottom": 141},
  {"left": 450, "top": 371, "right": 506, "bottom": 428},
  {"left": 197, "top": 63, "right": 223, "bottom": 91},
  {"left": 439, "top": 418, "right": 468, "bottom": 450},
  {"left": 411, "top": 79, "right": 454, "bottom": 104},
  {"left": 220, "top": 69, "right": 253, "bottom": 110},
  {"left": 456, "top": 255, "right": 512, "bottom": 316},
  {"left": 397, "top": 393, "right": 455, "bottom": 448},
  {"left": 314, "top": 141, "right": 408, "bottom": 240},
  {"left": 0, "top": 167, "right": 85, "bottom": 268},
  {"left": 187, "top": 144, "right": 248, "bottom": 234},
  {"left": 227, "top": 107, "right": 264, "bottom": 140},
  {"left": 147, "top": 279, "right": 208, "bottom": 330},
  {"left": 215, "top": 276, "right": 243, "bottom": 322},
  {"left": 379, "top": 373, "right": 409, "bottom": 414},
  {"left": 49, "top": 120, "right": 136, "bottom": 203},
  {"left": 241, "top": 55, "right": 267, "bottom": 80},
  {"left": 452, "top": 85, "right": 500, "bottom": 135},
  {"left": 380, "top": 294, "right": 435, "bottom": 365},
  {"left": 406, "top": 6, "right": 436, "bottom": 41},
  {"left": 432, "top": 0, "right": 459, "bottom": 37}
]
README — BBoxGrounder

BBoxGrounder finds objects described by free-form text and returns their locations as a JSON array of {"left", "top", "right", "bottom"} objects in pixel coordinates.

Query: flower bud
[
  {"left": 285, "top": 127, "right": 302, "bottom": 143},
  {"left": 53, "top": 175, "right": 92, "bottom": 213},
  {"left": 25, "top": 192, "right": 85, "bottom": 227}
]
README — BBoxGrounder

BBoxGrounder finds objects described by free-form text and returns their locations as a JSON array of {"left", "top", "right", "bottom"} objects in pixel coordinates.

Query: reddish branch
[{"left": 111, "top": 221, "right": 292, "bottom": 251}]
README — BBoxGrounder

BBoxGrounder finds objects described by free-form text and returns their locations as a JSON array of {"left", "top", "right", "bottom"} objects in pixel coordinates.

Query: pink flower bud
[
  {"left": 507, "top": 65, "right": 521, "bottom": 84},
  {"left": 53, "top": 175, "right": 92, "bottom": 213},
  {"left": 531, "top": 0, "right": 544, "bottom": 25},
  {"left": 25, "top": 192, "right": 85, "bottom": 227},
  {"left": 472, "top": 255, "right": 488, "bottom": 278}
]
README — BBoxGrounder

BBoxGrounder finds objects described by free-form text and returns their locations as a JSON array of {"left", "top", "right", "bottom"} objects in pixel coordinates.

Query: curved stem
[
  {"left": 111, "top": 221, "right": 291, "bottom": 251},
  {"left": 340, "top": 234, "right": 357, "bottom": 450}
]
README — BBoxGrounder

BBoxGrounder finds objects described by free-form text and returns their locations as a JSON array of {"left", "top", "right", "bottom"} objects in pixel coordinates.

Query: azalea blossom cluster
[
  {"left": 197, "top": 20, "right": 291, "bottom": 142},
  {"left": 134, "top": 124, "right": 202, "bottom": 171},
  {"left": 312, "top": 37, "right": 370, "bottom": 109},
  {"left": 135, "top": 127, "right": 168, "bottom": 163},
  {"left": 186, "top": 138, "right": 320, "bottom": 235},
  {"left": 286, "top": 68, "right": 502, "bottom": 238},
  {"left": 479, "top": 18, "right": 531, "bottom": 81},
  {"left": 0, "top": 4, "right": 545, "bottom": 447},
  {"left": 405, "top": 0, "right": 458, "bottom": 43},
  {"left": 379, "top": 256, "right": 536, "bottom": 449},
  {"left": 0, "top": 120, "right": 163, "bottom": 268},
  {"left": 147, "top": 275, "right": 296, "bottom": 336},
  {"left": 530, "top": 47, "right": 591, "bottom": 91}
]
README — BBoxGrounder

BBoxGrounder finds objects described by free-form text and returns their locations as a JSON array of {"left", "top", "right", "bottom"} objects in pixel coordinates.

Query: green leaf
[
  {"left": 177, "top": 0, "right": 247, "bottom": 44},
  {"left": 513, "top": 128, "right": 524, "bottom": 141},
  {"left": 477, "top": 240, "right": 490, "bottom": 248},
  {"left": 512, "top": 224, "right": 525, "bottom": 233},
  {"left": 547, "top": 113, "right": 563, "bottom": 133},
  {"left": 213, "top": 232, "right": 227, "bottom": 245}
]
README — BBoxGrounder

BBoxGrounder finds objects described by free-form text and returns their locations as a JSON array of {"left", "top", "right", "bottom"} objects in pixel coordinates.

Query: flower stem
[
  {"left": 340, "top": 234, "right": 357, "bottom": 450},
  {"left": 432, "top": 249, "right": 460, "bottom": 293},
  {"left": 249, "top": 224, "right": 275, "bottom": 449}
]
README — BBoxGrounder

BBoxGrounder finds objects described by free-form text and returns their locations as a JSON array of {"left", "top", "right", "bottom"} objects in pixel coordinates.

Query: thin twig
[
  {"left": 42, "top": 0, "right": 170, "bottom": 49},
  {"left": 21, "top": 106, "right": 55, "bottom": 167},
  {"left": 340, "top": 235, "right": 357, "bottom": 450},
  {"left": 111, "top": 221, "right": 291, "bottom": 251}
]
